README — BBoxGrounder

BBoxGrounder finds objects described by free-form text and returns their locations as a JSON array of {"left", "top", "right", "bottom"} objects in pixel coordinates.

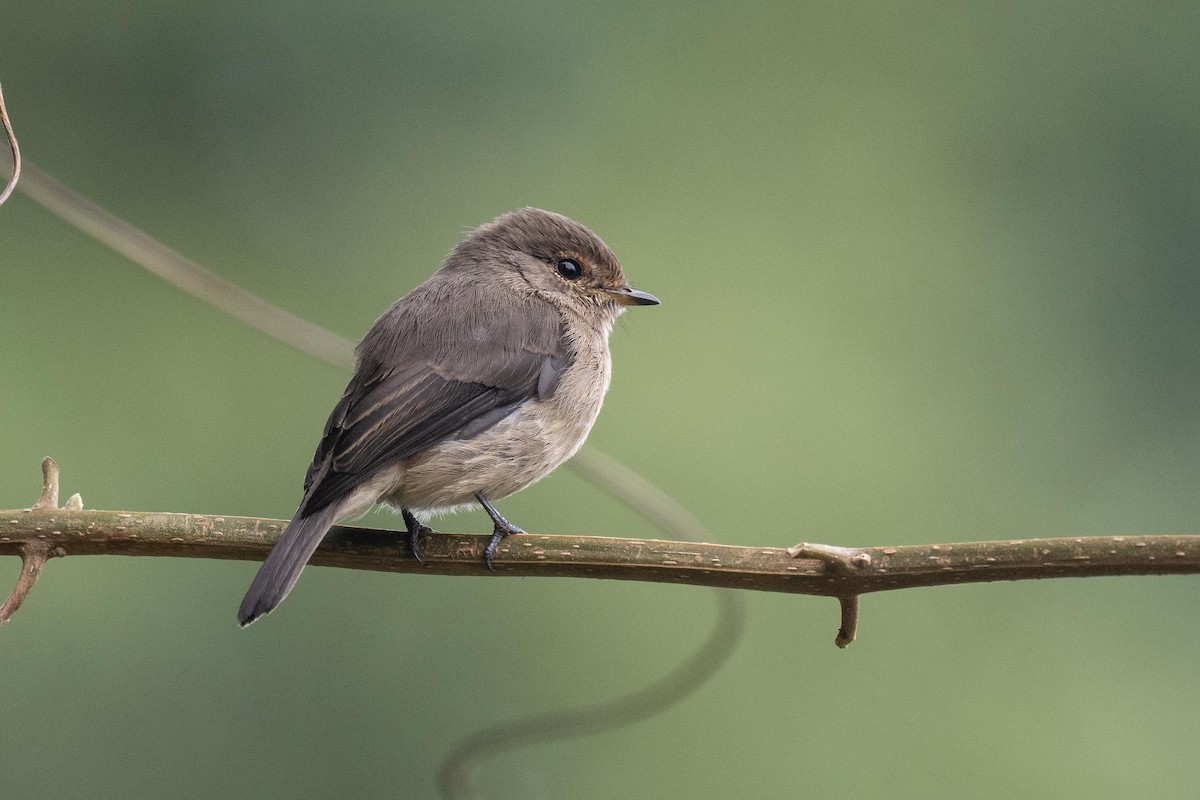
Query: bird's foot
[
  {"left": 402, "top": 509, "right": 435, "bottom": 563},
  {"left": 483, "top": 519, "right": 525, "bottom": 571},
  {"left": 475, "top": 492, "right": 524, "bottom": 571}
]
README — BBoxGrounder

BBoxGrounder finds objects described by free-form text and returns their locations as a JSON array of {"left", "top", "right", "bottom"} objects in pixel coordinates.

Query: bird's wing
[{"left": 297, "top": 296, "right": 568, "bottom": 517}]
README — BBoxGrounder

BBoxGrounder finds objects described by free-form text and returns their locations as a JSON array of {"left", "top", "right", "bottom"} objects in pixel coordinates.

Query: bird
[{"left": 238, "top": 207, "right": 659, "bottom": 626}]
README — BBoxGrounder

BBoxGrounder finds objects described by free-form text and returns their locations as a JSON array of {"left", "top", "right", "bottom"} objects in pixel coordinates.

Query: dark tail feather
[{"left": 238, "top": 504, "right": 340, "bottom": 627}]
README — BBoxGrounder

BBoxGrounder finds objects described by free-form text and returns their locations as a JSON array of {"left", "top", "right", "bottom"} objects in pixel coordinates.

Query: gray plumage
[{"left": 238, "top": 208, "right": 658, "bottom": 626}]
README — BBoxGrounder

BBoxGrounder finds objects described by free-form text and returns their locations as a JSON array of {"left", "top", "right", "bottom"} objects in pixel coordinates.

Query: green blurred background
[{"left": 3, "top": 2, "right": 1199, "bottom": 797}]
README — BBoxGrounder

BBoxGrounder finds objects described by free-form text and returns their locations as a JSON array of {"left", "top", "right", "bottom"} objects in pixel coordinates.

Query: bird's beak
[{"left": 604, "top": 286, "right": 661, "bottom": 306}]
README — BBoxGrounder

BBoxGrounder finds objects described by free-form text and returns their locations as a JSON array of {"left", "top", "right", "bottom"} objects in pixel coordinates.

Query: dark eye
[{"left": 555, "top": 258, "right": 583, "bottom": 280}]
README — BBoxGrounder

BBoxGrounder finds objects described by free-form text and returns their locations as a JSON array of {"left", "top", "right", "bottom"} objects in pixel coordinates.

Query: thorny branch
[{"left": 4, "top": 459, "right": 1199, "bottom": 642}]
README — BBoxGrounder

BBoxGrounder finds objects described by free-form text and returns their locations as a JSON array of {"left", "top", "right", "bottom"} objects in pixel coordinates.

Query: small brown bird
[{"left": 238, "top": 208, "right": 658, "bottom": 626}]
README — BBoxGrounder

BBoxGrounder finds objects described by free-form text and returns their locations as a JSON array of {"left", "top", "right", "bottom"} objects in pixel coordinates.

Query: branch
[
  {"left": 7, "top": 507, "right": 1194, "bottom": 590},
  {"left": 5, "top": 460, "right": 1198, "bottom": 637}
]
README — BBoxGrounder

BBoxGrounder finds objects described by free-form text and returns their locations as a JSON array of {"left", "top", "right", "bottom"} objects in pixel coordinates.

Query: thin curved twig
[
  {"left": 16, "top": 161, "right": 354, "bottom": 367},
  {"left": 0, "top": 83, "right": 21, "bottom": 206},
  {"left": 437, "top": 592, "right": 743, "bottom": 799},
  {"left": 438, "top": 448, "right": 746, "bottom": 799}
]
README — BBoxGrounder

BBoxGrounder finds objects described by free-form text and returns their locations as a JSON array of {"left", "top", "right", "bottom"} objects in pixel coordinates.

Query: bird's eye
[{"left": 555, "top": 258, "right": 583, "bottom": 280}]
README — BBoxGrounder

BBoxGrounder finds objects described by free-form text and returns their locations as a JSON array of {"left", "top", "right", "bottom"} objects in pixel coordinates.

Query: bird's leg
[
  {"left": 401, "top": 508, "right": 434, "bottom": 563},
  {"left": 475, "top": 492, "right": 525, "bottom": 571}
]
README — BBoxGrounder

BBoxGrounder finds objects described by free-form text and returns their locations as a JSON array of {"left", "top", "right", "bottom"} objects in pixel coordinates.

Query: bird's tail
[{"left": 238, "top": 503, "right": 340, "bottom": 627}]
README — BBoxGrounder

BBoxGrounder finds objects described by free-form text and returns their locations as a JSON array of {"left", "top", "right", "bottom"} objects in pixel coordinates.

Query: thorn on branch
[
  {"left": 786, "top": 541, "right": 868, "bottom": 647},
  {"left": 787, "top": 541, "right": 872, "bottom": 572},
  {"left": 3, "top": 458, "right": 76, "bottom": 627},
  {"left": 0, "top": 541, "right": 64, "bottom": 626},
  {"left": 835, "top": 595, "right": 859, "bottom": 649},
  {"left": 33, "top": 456, "right": 60, "bottom": 511}
]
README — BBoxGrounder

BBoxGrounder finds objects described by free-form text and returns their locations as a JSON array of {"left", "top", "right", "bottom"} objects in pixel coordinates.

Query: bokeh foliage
[{"left": 3, "top": 2, "right": 1199, "bottom": 797}]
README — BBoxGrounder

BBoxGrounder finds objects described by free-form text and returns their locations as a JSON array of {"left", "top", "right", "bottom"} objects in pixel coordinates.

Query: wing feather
[{"left": 297, "top": 280, "right": 567, "bottom": 516}]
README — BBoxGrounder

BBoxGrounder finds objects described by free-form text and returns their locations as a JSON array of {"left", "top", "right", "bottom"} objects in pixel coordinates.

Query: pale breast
[{"left": 386, "top": 331, "right": 612, "bottom": 514}]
